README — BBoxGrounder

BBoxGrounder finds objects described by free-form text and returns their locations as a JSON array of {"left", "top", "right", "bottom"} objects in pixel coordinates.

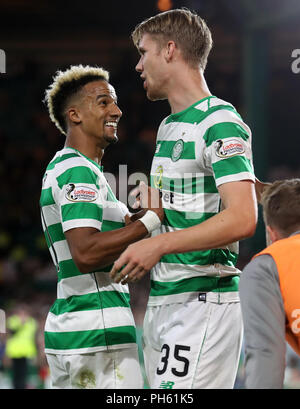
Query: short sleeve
[
  {"left": 203, "top": 113, "right": 255, "bottom": 187},
  {"left": 54, "top": 162, "right": 104, "bottom": 233},
  {"left": 117, "top": 201, "right": 131, "bottom": 218}
]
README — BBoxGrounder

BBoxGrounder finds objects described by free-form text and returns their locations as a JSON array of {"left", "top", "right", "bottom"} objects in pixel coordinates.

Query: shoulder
[
  {"left": 48, "top": 149, "right": 100, "bottom": 189},
  {"left": 240, "top": 253, "right": 279, "bottom": 291},
  {"left": 46, "top": 148, "right": 83, "bottom": 173}
]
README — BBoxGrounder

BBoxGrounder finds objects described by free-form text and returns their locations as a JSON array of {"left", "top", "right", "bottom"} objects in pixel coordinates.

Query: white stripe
[
  {"left": 152, "top": 157, "right": 204, "bottom": 177},
  {"left": 209, "top": 97, "right": 235, "bottom": 109},
  {"left": 45, "top": 343, "right": 137, "bottom": 355},
  {"left": 151, "top": 262, "right": 240, "bottom": 283},
  {"left": 54, "top": 156, "right": 98, "bottom": 178},
  {"left": 62, "top": 218, "right": 102, "bottom": 232},
  {"left": 53, "top": 240, "right": 72, "bottom": 262},
  {"left": 45, "top": 306, "right": 134, "bottom": 333},
  {"left": 147, "top": 291, "right": 240, "bottom": 306},
  {"left": 162, "top": 191, "right": 220, "bottom": 213},
  {"left": 159, "top": 108, "right": 251, "bottom": 143},
  {"left": 57, "top": 274, "right": 96, "bottom": 299},
  {"left": 157, "top": 121, "right": 198, "bottom": 142},
  {"left": 42, "top": 204, "right": 60, "bottom": 227},
  {"left": 102, "top": 202, "right": 127, "bottom": 222},
  {"left": 215, "top": 171, "right": 255, "bottom": 187},
  {"left": 57, "top": 273, "right": 129, "bottom": 299},
  {"left": 197, "top": 108, "right": 252, "bottom": 137}
]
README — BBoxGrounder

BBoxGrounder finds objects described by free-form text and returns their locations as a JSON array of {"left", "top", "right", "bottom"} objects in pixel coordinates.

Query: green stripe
[
  {"left": 150, "top": 275, "right": 239, "bottom": 297},
  {"left": 58, "top": 259, "right": 82, "bottom": 281},
  {"left": 164, "top": 209, "right": 216, "bottom": 229},
  {"left": 155, "top": 141, "right": 195, "bottom": 160},
  {"left": 101, "top": 220, "right": 124, "bottom": 232},
  {"left": 61, "top": 202, "right": 103, "bottom": 222},
  {"left": 47, "top": 223, "right": 65, "bottom": 243},
  {"left": 47, "top": 153, "right": 79, "bottom": 171},
  {"left": 40, "top": 187, "right": 55, "bottom": 206},
  {"left": 50, "top": 291, "right": 130, "bottom": 315},
  {"left": 57, "top": 166, "right": 99, "bottom": 189},
  {"left": 106, "top": 185, "right": 118, "bottom": 202},
  {"left": 212, "top": 156, "right": 254, "bottom": 179},
  {"left": 160, "top": 248, "right": 238, "bottom": 267},
  {"left": 45, "top": 326, "right": 136, "bottom": 350},
  {"left": 43, "top": 223, "right": 65, "bottom": 250},
  {"left": 165, "top": 103, "right": 240, "bottom": 125},
  {"left": 57, "top": 260, "right": 113, "bottom": 280},
  {"left": 150, "top": 175, "right": 218, "bottom": 194},
  {"left": 204, "top": 122, "right": 250, "bottom": 147}
]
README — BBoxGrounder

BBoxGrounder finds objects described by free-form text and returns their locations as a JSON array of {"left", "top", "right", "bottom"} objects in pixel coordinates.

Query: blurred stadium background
[{"left": 0, "top": 0, "right": 300, "bottom": 389}]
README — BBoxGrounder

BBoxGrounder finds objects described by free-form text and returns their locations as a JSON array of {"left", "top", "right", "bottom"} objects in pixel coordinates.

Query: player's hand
[
  {"left": 130, "top": 181, "right": 164, "bottom": 222},
  {"left": 110, "top": 237, "right": 162, "bottom": 284}
]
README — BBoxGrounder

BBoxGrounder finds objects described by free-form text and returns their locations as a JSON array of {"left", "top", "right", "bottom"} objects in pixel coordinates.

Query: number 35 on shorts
[{"left": 157, "top": 344, "right": 191, "bottom": 377}]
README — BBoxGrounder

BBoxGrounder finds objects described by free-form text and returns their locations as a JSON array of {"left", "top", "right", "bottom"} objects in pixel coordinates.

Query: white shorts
[
  {"left": 143, "top": 300, "right": 243, "bottom": 389},
  {"left": 46, "top": 347, "right": 143, "bottom": 389}
]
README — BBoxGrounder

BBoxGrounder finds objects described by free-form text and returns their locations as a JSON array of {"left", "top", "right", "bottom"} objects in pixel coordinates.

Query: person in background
[
  {"left": 240, "top": 179, "right": 300, "bottom": 388},
  {"left": 5, "top": 304, "right": 38, "bottom": 389}
]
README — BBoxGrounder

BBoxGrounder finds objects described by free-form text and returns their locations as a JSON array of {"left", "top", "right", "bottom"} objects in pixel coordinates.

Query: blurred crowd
[{"left": 0, "top": 58, "right": 300, "bottom": 389}]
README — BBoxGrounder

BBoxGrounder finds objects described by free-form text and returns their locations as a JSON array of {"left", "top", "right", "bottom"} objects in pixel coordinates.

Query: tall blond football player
[{"left": 111, "top": 9, "right": 257, "bottom": 389}]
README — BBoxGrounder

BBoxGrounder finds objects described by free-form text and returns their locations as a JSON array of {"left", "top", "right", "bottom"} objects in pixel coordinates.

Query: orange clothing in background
[{"left": 254, "top": 234, "right": 300, "bottom": 355}]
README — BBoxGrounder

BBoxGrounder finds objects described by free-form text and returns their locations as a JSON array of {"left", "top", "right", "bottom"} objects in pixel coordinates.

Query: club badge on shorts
[{"left": 171, "top": 139, "right": 184, "bottom": 162}]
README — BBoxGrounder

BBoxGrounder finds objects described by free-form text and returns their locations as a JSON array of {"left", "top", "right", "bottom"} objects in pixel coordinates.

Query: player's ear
[
  {"left": 164, "top": 41, "right": 176, "bottom": 62},
  {"left": 67, "top": 106, "right": 82, "bottom": 126},
  {"left": 266, "top": 225, "right": 281, "bottom": 244}
]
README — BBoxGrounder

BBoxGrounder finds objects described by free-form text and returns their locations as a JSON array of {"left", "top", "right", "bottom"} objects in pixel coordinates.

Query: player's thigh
[
  {"left": 46, "top": 353, "right": 71, "bottom": 389},
  {"left": 143, "top": 342, "right": 161, "bottom": 388},
  {"left": 66, "top": 348, "right": 143, "bottom": 389},
  {"left": 192, "top": 302, "right": 243, "bottom": 389},
  {"left": 114, "top": 347, "right": 144, "bottom": 389},
  {"left": 145, "top": 302, "right": 214, "bottom": 389}
]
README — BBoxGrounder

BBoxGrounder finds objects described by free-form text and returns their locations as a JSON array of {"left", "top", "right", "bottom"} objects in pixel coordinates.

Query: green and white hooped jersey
[
  {"left": 40, "top": 147, "right": 136, "bottom": 354},
  {"left": 149, "top": 96, "right": 255, "bottom": 306}
]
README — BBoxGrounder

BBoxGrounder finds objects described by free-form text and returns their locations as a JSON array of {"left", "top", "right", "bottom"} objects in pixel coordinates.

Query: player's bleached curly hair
[{"left": 44, "top": 65, "right": 109, "bottom": 135}]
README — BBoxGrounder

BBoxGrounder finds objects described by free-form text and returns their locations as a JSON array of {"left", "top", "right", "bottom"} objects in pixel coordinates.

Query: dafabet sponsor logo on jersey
[{"left": 0, "top": 49, "right": 6, "bottom": 74}]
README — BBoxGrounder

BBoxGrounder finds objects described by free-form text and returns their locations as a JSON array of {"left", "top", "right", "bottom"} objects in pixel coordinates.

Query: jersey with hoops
[
  {"left": 40, "top": 147, "right": 137, "bottom": 355},
  {"left": 149, "top": 96, "right": 255, "bottom": 306}
]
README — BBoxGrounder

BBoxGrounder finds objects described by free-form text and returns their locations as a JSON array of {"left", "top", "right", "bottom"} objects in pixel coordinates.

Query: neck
[
  {"left": 64, "top": 129, "right": 104, "bottom": 164},
  {"left": 166, "top": 65, "right": 211, "bottom": 114}
]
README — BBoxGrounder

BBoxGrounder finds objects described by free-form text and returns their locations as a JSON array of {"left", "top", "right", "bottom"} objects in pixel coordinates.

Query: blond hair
[
  {"left": 261, "top": 179, "right": 300, "bottom": 237},
  {"left": 131, "top": 8, "right": 213, "bottom": 70},
  {"left": 44, "top": 65, "right": 109, "bottom": 135}
]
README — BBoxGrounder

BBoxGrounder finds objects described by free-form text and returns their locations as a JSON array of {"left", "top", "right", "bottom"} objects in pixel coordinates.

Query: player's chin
[
  {"left": 104, "top": 133, "right": 118, "bottom": 145},
  {"left": 147, "top": 90, "right": 166, "bottom": 101}
]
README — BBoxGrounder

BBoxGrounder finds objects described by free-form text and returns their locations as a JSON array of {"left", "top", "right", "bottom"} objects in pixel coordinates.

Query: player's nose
[
  {"left": 135, "top": 57, "right": 143, "bottom": 73},
  {"left": 110, "top": 103, "right": 122, "bottom": 119}
]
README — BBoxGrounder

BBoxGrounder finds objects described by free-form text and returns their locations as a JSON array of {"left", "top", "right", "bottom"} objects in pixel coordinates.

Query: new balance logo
[{"left": 159, "top": 381, "right": 175, "bottom": 389}]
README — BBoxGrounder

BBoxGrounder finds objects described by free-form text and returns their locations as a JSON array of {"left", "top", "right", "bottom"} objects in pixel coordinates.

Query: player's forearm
[
  {"left": 67, "top": 221, "right": 148, "bottom": 274},
  {"left": 156, "top": 206, "right": 257, "bottom": 256}
]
